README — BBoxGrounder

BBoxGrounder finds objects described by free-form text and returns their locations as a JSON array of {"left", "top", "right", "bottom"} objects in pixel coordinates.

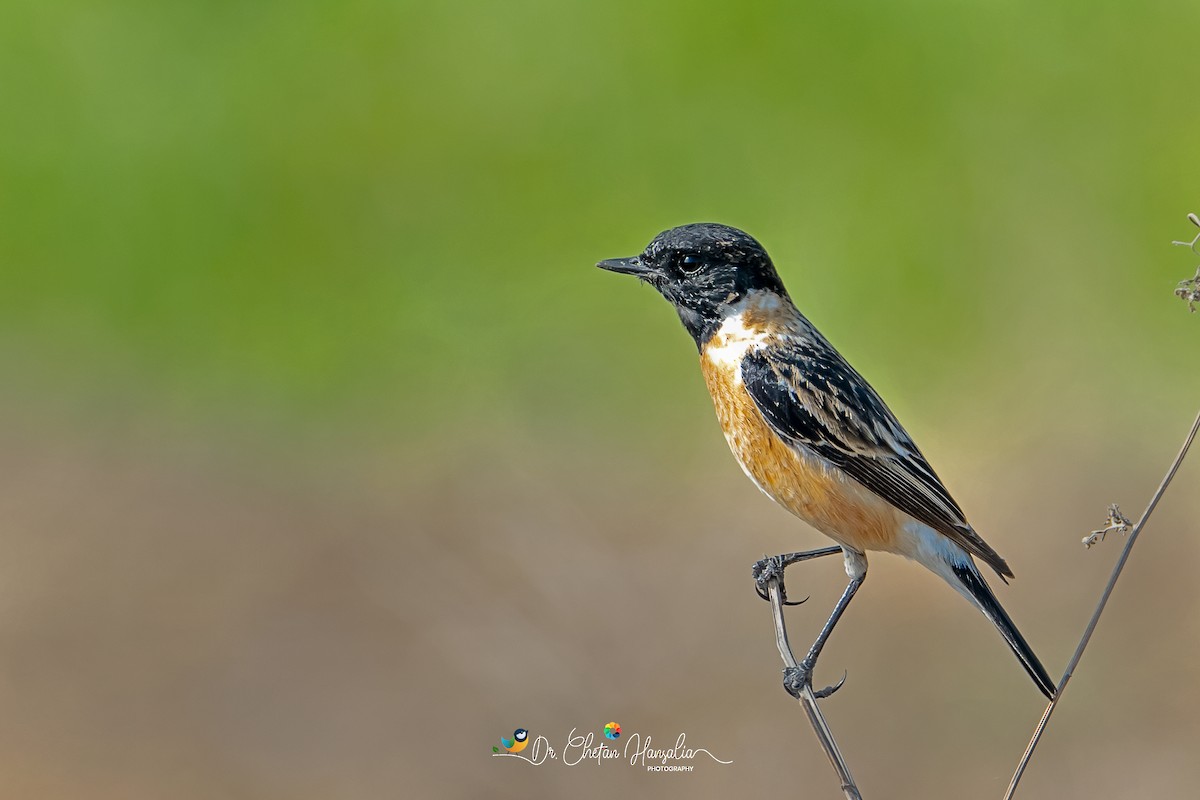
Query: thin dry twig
[
  {"left": 1172, "top": 213, "right": 1200, "bottom": 312},
  {"left": 1170, "top": 211, "right": 1200, "bottom": 253},
  {"left": 763, "top": 576, "right": 863, "bottom": 800},
  {"left": 1003, "top": 409, "right": 1200, "bottom": 800},
  {"left": 1081, "top": 503, "right": 1133, "bottom": 548},
  {"left": 1174, "top": 267, "right": 1200, "bottom": 313}
]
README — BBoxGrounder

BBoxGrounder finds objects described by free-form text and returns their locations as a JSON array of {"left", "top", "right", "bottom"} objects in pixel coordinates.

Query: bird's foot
[
  {"left": 783, "top": 660, "right": 847, "bottom": 700},
  {"left": 752, "top": 555, "right": 808, "bottom": 606}
]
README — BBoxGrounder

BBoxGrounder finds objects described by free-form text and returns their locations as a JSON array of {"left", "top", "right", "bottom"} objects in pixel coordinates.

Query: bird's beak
[{"left": 596, "top": 255, "right": 654, "bottom": 277}]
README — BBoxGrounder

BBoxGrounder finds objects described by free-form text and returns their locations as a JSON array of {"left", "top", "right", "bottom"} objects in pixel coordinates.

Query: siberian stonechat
[{"left": 598, "top": 223, "right": 1055, "bottom": 700}]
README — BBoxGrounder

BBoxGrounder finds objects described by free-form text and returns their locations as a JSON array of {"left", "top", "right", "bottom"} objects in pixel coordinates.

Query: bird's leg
[
  {"left": 783, "top": 550, "right": 868, "bottom": 700},
  {"left": 753, "top": 545, "right": 843, "bottom": 606}
]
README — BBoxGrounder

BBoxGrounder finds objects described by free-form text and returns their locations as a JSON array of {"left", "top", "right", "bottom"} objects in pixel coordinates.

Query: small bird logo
[{"left": 493, "top": 728, "right": 529, "bottom": 754}]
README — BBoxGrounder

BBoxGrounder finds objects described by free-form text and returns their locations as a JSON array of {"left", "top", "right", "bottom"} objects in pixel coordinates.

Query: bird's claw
[
  {"left": 783, "top": 662, "right": 847, "bottom": 700},
  {"left": 754, "top": 583, "right": 808, "bottom": 606},
  {"left": 752, "top": 555, "right": 808, "bottom": 606}
]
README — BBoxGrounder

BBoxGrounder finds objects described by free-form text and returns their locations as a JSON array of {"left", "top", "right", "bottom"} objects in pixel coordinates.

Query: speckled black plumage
[
  {"left": 740, "top": 342, "right": 1011, "bottom": 580},
  {"left": 606, "top": 223, "right": 788, "bottom": 347}
]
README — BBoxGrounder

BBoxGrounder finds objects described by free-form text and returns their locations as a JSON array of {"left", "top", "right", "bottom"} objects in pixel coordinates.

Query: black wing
[{"left": 740, "top": 340, "right": 1012, "bottom": 579}]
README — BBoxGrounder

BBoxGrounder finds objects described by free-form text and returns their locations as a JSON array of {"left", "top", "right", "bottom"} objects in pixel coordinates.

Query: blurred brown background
[{"left": 2, "top": 0, "right": 1199, "bottom": 798}]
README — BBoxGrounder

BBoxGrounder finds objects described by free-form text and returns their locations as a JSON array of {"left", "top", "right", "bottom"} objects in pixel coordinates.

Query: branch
[
  {"left": 1081, "top": 503, "right": 1133, "bottom": 549},
  {"left": 763, "top": 576, "right": 863, "bottom": 800},
  {"left": 1172, "top": 212, "right": 1200, "bottom": 311},
  {"left": 1003, "top": 408, "right": 1200, "bottom": 800}
]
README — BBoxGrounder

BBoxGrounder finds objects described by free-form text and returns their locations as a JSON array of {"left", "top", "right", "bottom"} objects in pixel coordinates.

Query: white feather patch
[
  {"left": 896, "top": 520, "right": 982, "bottom": 607},
  {"left": 702, "top": 291, "right": 795, "bottom": 371}
]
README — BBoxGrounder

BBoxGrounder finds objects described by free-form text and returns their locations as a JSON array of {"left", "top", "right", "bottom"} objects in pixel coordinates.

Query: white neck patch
[{"left": 702, "top": 291, "right": 799, "bottom": 371}]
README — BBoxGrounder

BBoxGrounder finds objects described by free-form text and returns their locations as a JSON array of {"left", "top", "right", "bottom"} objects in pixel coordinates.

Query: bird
[
  {"left": 597, "top": 223, "right": 1056, "bottom": 700},
  {"left": 499, "top": 728, "right": 529, "bottom": 753}
]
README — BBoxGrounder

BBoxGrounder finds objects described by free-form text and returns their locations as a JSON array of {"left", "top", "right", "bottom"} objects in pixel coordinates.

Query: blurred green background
[{"left": 1, "top": 1, "right": 1198, "bottom": 798}]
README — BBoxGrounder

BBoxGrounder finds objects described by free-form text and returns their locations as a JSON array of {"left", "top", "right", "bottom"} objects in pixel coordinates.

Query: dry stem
[
  {"left": 1003, "top": 409, "right": 1200, "bottom": 799},
  {"left": 763, "top": 576, "right": 863, "bottom": 800}
]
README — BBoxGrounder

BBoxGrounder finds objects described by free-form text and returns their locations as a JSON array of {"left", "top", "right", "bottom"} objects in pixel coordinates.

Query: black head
[
  {"left": 514, "top": 729, "right": 528, "bottom": 741},
  {"left": 597, "top": 223, "right": 788, "bottom": 346}
]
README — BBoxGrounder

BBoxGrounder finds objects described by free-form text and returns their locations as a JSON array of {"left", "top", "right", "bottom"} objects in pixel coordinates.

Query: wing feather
[{"left": 740, "top": 341, "right": 1012, "bottom": 579}]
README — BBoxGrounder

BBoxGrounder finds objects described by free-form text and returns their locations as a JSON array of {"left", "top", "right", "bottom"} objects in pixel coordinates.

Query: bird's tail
[{"left": 949, "top": 561, "right": 1057, "bottom": 700}]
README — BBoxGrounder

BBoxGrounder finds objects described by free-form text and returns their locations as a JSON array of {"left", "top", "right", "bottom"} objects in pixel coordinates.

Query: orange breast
[{"left": 699, "top": 353, "right": 903, "bottom": 553}]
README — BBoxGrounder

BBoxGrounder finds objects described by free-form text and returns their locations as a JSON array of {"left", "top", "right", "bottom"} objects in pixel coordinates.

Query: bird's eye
[{"left": 679, "top": 253, "right": 702, "bottom": 275}]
